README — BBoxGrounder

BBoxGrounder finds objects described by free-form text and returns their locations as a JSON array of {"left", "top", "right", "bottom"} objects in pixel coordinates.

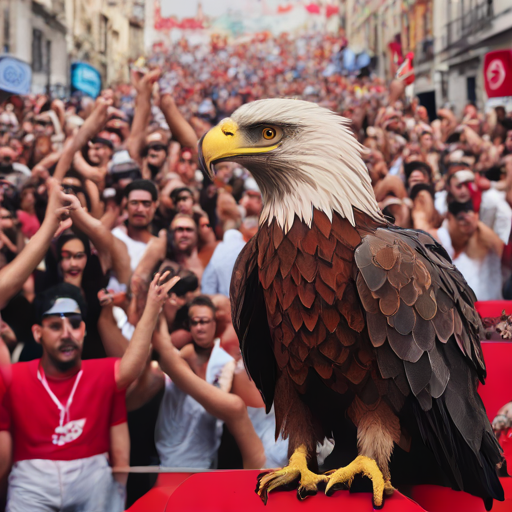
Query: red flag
[
  {"left": 326, "top": 5, "right": 339, "bottom": 17},
  {"left": 305, "top": 3, "right": 321, "bottom": 14},
  {"left": 396, "top": 52, "right": 415, "bottom": 85}
]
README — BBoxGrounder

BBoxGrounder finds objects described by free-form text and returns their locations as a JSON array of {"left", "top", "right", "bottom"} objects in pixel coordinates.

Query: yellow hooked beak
[{"left": 198, "top": 118, "right": 280, "bottom": 178}]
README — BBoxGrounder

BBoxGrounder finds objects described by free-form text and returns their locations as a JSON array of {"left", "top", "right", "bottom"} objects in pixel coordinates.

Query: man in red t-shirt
[{"left": 0, "top": 272, "right": 179, "bottom": 512}]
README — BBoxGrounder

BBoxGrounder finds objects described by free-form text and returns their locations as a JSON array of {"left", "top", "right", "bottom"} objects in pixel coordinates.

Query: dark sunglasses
[
  {"left": 189, "top": 318, "right": 214, "bottom": 326},
  {"left": 35, "top": 119, "right": 53, "bottom": 127},
  {"left": 173, "top": 226, "right": 195, "bottom": 233},
  {"left": 42, "top": 313, "right": 83, "bottom": 329},
  {"left": 147, "top": 144, "right": 167, "bottom": 152}
]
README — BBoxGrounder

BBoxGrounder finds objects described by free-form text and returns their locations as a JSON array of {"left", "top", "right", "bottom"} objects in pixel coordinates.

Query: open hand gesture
[{"left": 146, "top": 271, "right": 180, "bottom": 313}]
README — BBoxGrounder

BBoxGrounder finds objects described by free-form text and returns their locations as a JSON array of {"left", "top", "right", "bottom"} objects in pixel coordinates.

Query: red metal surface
[
  {"left": 165, "top": 470, "right": 427, "bottom": 512},
  {"left": 126, "top": 341, "right": 512, "bottom": 512},
  {"left": 474, "top": 300, "right": 512, "bottom": 318},
  {"left": 478, "top": 341, "right": 512, "bottom": 421}
]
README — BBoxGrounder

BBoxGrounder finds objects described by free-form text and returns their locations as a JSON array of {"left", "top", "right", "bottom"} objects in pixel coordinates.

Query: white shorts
[{"left": 6, "top": 453, "right": 126, "bottom": 512}]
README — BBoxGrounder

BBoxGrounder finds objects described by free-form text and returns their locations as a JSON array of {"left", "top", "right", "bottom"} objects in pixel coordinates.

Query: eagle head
[{"left": 199, "top": 98, "right": 384, "bottom": 232}]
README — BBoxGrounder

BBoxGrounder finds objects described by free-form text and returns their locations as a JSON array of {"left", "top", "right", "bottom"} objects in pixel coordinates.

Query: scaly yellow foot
[
  {"left": 384, "top": 479, "right": 395, "bottom": 496},
  {"left": 256, "top": 445, "right": 328, "bottom": 504},
  {"left": 325, "top": 455, "right": 386, "bottom": 508}
]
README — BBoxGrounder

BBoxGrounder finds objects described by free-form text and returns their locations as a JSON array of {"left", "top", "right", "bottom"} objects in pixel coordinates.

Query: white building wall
[{"left": 30, "top": 14, "right": 68, "bottom": 93}]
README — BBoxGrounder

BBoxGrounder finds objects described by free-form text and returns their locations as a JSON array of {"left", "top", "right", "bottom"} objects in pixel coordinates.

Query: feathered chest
[{"left": 256, "top": 210, "right": 375, "bottom": 389}]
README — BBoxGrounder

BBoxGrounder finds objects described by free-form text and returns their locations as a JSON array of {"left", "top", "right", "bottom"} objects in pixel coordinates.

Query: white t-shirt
[
  {"left": 437, "top": 225, "right": 503, "bottom": 301},
  {"left": 109, "top": 227, "right": 150, "bottom": 338},
  {"left": 155, "top": 339, "right": 233, "bottom": 469},
  {"left": 111, "top": 227, "right": 148, "bottom": 271}
]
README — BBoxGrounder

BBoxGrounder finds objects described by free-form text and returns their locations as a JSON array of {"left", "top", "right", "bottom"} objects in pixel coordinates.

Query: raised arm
[
  {"left": 153, "top": 317, "right": 265, "bottom": 469},
  {"left": 72, "top": 151, "right": 107, "bottom": 188},
  {"left": 67, "top": 195, "right": 131, "bottom": 285},
  {"left": 126, "top": 69, "right": 161, "bottom": 164},
  {"left": 0, "top": 180, "right": 74, "bottom": 309},
  {"left": 159, "top": 94, "right": 198, "bottom": 154},
  {"left": 53, "top": 97, "right": 112, "bottom": 182},
  {"left": 115, "top": 272, "right": 180, "bottom": 390}
]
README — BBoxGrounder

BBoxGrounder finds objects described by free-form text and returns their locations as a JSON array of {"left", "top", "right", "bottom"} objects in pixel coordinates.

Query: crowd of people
[{"left": 0, "top": 30, "right": 510, "bottom": 511}]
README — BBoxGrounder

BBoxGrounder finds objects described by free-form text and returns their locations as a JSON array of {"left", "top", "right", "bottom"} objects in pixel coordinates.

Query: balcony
[
  {"left": 442, "top": 1, "right": 494, "bottom": 51},
  {"left": 415, "top": 38, "right": 434, "bottom": 65}
]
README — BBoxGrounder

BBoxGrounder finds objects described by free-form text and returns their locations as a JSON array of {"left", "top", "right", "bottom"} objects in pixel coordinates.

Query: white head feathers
[{"left": 231, "top": 98, "right": 385, "bottom": 232}]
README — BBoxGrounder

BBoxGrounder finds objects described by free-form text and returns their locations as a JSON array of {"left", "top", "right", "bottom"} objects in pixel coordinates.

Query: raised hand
[
  {"left": 145, "top": 271, "right": 180, "bottom": 313},
  {"left": 45, "top": 178, "right": 80, "bottom": 226}
]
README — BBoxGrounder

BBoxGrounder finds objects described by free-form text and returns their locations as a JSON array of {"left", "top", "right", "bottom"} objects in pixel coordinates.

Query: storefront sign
[
  {"left": 484, "top": 50, "right": 512, "bottom": 98},
  {"left": 0, "top": 56, "right": 31, "bottom": 95},
  {"left": 71, "top": 62, "right": 102, "bottom": 99}
]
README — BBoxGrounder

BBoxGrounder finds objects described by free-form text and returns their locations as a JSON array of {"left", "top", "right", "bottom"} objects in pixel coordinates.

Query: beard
[{"left": 48, "top": 340, "right": 82, "bottom": 373}]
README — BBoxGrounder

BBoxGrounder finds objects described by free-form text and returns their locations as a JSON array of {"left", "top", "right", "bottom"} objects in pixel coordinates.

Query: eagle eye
[{"left": 262, "top": 128, "right": 276, "bottom": 140}]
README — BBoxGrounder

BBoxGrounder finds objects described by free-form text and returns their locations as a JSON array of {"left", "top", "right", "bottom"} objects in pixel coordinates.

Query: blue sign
[
  {"left": 71, "top": 62, "right": 102, "bottom": 99},
  {"left": 0, "top": 56, "right": 31, "bottom": 95}
]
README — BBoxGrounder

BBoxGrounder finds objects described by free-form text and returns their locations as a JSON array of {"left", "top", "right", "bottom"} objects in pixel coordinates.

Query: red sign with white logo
[{"left": 484, "top": 50, "right": 512, "bottom": 98}]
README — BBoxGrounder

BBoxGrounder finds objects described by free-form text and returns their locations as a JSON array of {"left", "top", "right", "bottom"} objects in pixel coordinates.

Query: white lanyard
[{"left": 37, "top": 365, "right": 83, "bottom": 428}]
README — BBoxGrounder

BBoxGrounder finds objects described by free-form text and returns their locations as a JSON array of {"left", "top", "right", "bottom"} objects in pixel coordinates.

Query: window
[
  {"left": 32, "top": 29, "right": 43, "bottom": 72},
  {"left": 3, "top": 7, "right": 9, "bottom": 52},
  {"left": 99, "top": 14, "right": 108, "bottom": 54}
]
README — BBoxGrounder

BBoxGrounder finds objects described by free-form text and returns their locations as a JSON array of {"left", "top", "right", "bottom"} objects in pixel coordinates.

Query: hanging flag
[
  {"left": 305, "top": 3, "right": 321, "bottom": 14},
  {"left": 326, "top": 5, "right": 339, "bottom": 18},
  {"left": 396, "top": 52, "right": 415, "bottom": 85},
  {"left": 277, "top": 4, "right": 293, "bottom": 13}
]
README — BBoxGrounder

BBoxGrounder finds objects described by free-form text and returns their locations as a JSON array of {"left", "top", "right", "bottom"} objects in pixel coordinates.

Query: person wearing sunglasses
[
  {"left": 0, "top": 273, "right": 180, "bottom": 512},
  {"left": 155, "top": 294, "right": 264, "bottom": 469}
]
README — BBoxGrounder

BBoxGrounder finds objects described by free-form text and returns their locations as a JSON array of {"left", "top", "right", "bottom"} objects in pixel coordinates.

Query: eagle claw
[
  {"left": 255, "top": 445, "right": 328, "bottom": 504},
  {"left": 325, "top": 455, "right": 386, "bottom": 508}
]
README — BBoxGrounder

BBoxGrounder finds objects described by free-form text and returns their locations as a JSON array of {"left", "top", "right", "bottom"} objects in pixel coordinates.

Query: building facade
[
  {"left": 0, "top": 0, "right": 145, "bottom": 95},
  {"left": 438, "top": 0, "right": 512, "bottom": 114},
  {"left": 0, "top": 0, "right": 68, "bottom": 95},
  {"left": 347, "top": 0, "right": 512, "bottom": 116},
  {"left": 65, "top": 0, "right": 145, "bottom": 85}
]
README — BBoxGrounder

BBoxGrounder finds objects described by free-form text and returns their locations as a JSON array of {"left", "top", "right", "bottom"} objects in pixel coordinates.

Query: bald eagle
[{"left": 198, "top": 99, "right": 504, "bottom": 508}]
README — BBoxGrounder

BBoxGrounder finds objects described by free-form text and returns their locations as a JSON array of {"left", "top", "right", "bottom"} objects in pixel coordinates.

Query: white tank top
[{"left": 155, "top": 339, "right": 233, "bottom": 469}]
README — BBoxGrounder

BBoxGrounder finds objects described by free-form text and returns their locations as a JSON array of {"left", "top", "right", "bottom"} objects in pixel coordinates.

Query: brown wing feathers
[{"left": 355, "top": 227, "right": 503, "bottom": 503}]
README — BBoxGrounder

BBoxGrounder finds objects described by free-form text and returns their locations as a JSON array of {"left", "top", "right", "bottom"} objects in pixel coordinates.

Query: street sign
[
  {"left": 70, "top": 62, "right": 102, "bottom": 99},
  {"left": 0, "top": 56, "right": 31, "bottom": 95},
  {"left": 484, "top": 50, "right": 512, "bottom": 98}
]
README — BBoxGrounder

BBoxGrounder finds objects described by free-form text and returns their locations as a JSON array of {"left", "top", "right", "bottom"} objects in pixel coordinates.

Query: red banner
[{"left": 484, "top": 50, "right": 512, "bottom": 98}]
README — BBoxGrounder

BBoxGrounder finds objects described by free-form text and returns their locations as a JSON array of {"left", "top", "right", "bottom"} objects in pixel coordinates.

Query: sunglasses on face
[
  {"left": 35, "top": 119, "right": 53, "bottom": 127},
  {"left": 42, "top": 313, "right": 83, "bottom": 329},
  {"left": 0, "top": 156, "right": 13, "bottom": 164},
  {"left": 189, "top": 318, "right": 214, "bottom": 326},
  {"left": 60, "top": 251, "right": 87, "bottom": 261},
  {"left": 176, "top": 195, "right": 192, "bottom": 203},
  {"left": 1, "top": 214, "right": 13, "bottom": 220},
  {"left": 148, "top": 144, "right": 167, "bottom": 152},
  {"left": 173, "top": 226, "right": 195, "bottom": 233}
]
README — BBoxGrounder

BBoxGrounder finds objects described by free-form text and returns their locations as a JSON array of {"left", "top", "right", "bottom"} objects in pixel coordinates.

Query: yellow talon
[
  {"left": 384, "top": 479, "right": 395, "bottom": 496},
  {"left": 325, "top": 455, "right": 386, "bottom": 508},
  {"left": 256, "top": 445, "right": 328, "bottom": 504}
]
